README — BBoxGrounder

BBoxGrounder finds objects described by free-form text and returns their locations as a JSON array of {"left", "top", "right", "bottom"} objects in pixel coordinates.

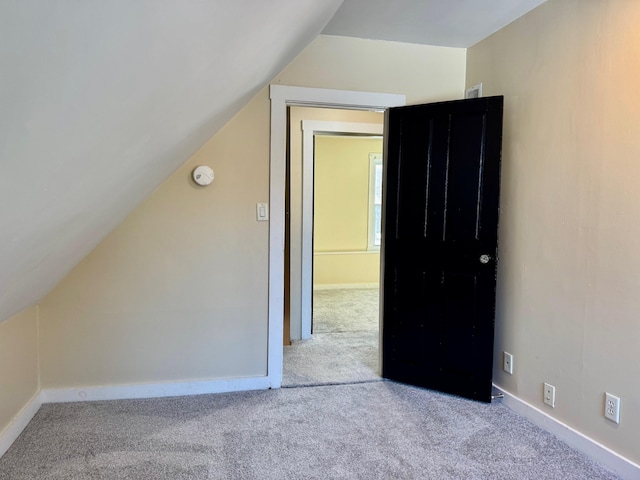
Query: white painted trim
[
  {"left": 269, "top": 85, "right": 405, "bottom": 380},
  {"left": 302, "top": 121, "right": 383, "bottom": 134},
  {"left": 41, "top": 376, "right": 272, "bottom": 403},
  {"left": 314, "top": 250, "right": 380, "bottom": 256},
  {"left": 496, "top": 386, "right": 640, "bottom": 480},
  {"left": 0, "top": 391, "right": 43, "bottom": 459},
  {"left": 313, "top": 283, "right": 379, "bottom": 291},
  {"left": 367, "top": 153, "right": 383, "bottom": 250},
  {"left": 270, "top": 85, "right": 405, "bottom": 112},
  {"left": 300, "top": 120, "right": 384, "bottom": 341}
]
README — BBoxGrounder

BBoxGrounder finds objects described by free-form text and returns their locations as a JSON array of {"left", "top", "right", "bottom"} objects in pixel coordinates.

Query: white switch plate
[
  {"left": 465, "top": 82, "right": 483, "bottom": 99},
  {"left": 544, "top": 383, "right": 555, "bottom": 408},
  {"left": 256, "top": 203, "right": 269, "bottom": 221}
]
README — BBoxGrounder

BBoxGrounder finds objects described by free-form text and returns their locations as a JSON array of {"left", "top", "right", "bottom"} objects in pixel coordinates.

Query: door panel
[
  {"left": 395, "top": 117, "right": 431, "bottom": 240},
  {"left": 445, "top": 112, "right": 487, "bottom": 242},
  {"left": 381, "top": 96, "right": 503, "bottom": 403}
]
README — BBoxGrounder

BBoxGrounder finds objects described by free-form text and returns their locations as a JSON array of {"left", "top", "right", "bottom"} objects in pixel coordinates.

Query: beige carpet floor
[{"left": 0, "top": 382, "right": 622, "bottom": 479}]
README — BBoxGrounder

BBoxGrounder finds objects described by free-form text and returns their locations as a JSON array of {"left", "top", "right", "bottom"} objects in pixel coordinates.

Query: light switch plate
[{"left": 256, "top": 203, "right": 269, "bottom": 221}]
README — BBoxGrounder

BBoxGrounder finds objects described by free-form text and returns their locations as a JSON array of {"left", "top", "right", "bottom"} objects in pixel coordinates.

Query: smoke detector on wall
[{"left": 192, "top": 166, "right": 214, "bottom": 186}]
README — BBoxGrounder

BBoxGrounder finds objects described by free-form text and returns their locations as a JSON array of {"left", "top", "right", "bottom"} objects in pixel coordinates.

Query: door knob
[{"left": 479, "top": 254, "right": 491, "bottom": 264}]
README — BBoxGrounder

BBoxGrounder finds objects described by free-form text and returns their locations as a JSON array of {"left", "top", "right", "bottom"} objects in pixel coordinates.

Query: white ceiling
[
  {"left": 323, "top": 0, "right": 547, "bottom": 48},
  {"left": 0, "top": 0, "right": 548, "bottom": 324}
]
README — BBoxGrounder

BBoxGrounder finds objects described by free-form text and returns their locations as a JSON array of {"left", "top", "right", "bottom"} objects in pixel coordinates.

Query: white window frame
[{"left": 368, "top": 153, "right": 383, "bottom": 251}]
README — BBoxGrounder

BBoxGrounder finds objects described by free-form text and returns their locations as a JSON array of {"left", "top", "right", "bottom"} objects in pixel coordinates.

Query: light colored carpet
[
  {"left": 283, "top": 288, "right": 380, "bottom": 387},
  {"left": 0, "top": 382, "right": 622, "bottom": 479},
  {"left": 282, "top": 330, "right": 380, "bottom": 386},
  {"left": 312, "top": 288, "right": 379, "bottom": 333}
]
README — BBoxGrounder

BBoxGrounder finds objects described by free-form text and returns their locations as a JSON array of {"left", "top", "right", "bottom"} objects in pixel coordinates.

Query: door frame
[
  {"left": 296, "top": 120, "right": 384, "bottom": 341},
  {"left": 268, "top": 85, "right": 405, "bottom": 387}
]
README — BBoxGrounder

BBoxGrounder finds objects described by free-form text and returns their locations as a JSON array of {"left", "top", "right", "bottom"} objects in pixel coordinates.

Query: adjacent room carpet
[
  {"left": 312, "top": 288, "right": 379, "bottom": 333},
  {"left": 282, "top": 288, "right": 380, "bottom": 387}
]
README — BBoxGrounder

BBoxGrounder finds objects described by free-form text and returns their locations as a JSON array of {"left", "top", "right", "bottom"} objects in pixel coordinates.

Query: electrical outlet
[
  {"left": 503, "top": 352, "right": 513, "bottom": 374},
  {"left": 604, "top": 393, "right": 621, "bottom": 424},
  {"left": 544, "top": 383, "right": 556, "bottom": 408}
]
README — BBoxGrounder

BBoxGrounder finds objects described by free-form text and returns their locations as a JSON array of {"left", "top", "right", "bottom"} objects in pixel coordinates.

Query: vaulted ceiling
[
  {"left": 0, "top": 0, "right": 546, "bottom": 323},
  {"left": 324, "top": 0, "right": 547, "bottom": 47}
]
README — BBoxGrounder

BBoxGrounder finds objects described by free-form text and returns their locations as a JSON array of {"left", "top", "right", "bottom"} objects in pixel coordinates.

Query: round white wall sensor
[{"left": 192, "top": 166, "right": 214, "bottom": 186}]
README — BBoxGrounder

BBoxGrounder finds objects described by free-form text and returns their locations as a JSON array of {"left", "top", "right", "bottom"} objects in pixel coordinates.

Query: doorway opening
[
  {"left": 283, "top": 107, "right": 384, "bottom": 386},
  {"left": 267, "top": 85, "right": 406, "bottom": 389}
]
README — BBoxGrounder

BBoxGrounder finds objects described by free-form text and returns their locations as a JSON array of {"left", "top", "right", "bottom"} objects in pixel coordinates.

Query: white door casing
[
  {"left": 268, "top": 85, "right": 405, "bottom": 388},
  {"left": 297, "top": 120, "right": 384, "bottom": 341}
]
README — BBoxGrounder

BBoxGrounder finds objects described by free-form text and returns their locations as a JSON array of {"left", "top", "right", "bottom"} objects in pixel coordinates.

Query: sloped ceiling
[
  {"left": 323, "top": 0, "right": 547, "bottom": 48},
  {"left": 0, "top": 0, "right": 343, "bottom": 323}
]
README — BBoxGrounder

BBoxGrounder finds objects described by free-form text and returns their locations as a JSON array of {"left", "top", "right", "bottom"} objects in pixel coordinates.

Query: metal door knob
[{"left": 479, "top": 254, "right": 491, "bottom": 264}]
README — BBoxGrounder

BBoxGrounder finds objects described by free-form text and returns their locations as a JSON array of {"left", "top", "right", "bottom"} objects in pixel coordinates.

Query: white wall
[{"left": 467, "top": 0, "right": 640, "bottom": 464}]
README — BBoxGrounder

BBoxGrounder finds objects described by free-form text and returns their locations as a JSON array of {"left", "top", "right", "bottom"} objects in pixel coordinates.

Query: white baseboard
[
  {"left": 41, "top": 375, "right": 272, "bottom": 403},
  {"left": 496, "top": 386, "right": 640, "bottom": 480},
  {"left": 313, "top": 283, "right": 379, "bottom": 291},
  {"left": 0, "top": 391, "right": 43, "bottom": 459}
]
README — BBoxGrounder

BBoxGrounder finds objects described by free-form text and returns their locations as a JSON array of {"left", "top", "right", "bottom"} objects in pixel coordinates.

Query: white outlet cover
[
  {"left": 544, "top": 383, "right": 556, "bottom": 408},
  {"left": 605, "top": 392, "right": 621, "bottom": 424},
  {"left": 503, "top": 352, "right": 513, "bottom": 374}
]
